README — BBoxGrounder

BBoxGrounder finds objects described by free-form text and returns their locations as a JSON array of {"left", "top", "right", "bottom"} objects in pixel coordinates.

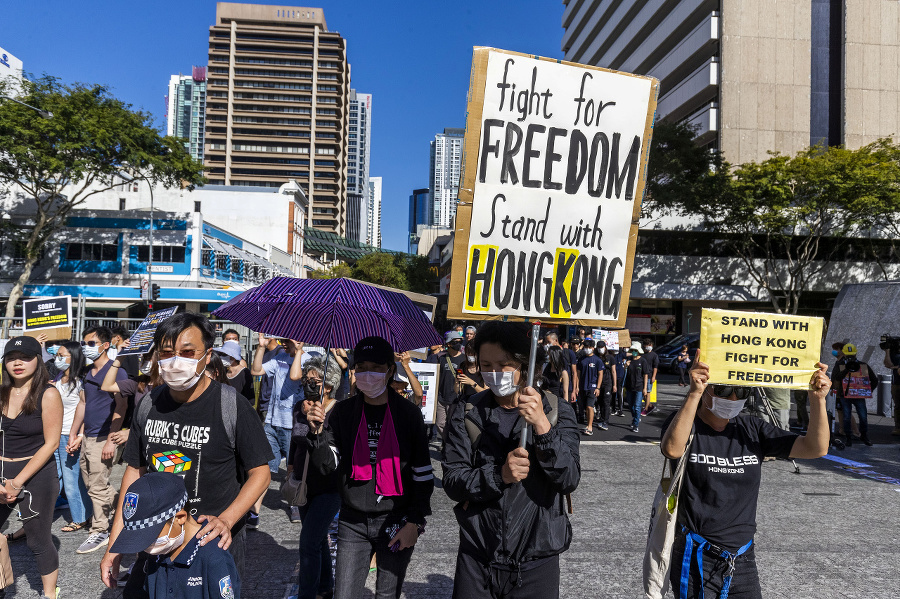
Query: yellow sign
[{"left": 699, "top": 308, "right": 824, "bottom": 389}]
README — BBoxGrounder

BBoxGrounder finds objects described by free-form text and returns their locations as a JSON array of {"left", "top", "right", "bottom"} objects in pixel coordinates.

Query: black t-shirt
[
  {"left": 661, "top": 412, "right": 798, "bottom": 552},
  {"left": 123, "top": 381, "right": 273, "bottom": 520},
  {"left": 226, "top": 368, "right": 256, "bottom": 404},
  {"left": 364, "top": 402, "right": 387, "bottom": 468},
  {"left": 437, "top": 352, "right": 467, "bottom": 405},
  {"left": 643, "top": 351, "right": 660, "bottom": 379},
  {"left": 598, "top": 353, "right": 615, "bottom": 390},
  {"left": 118, "top": 354, "right": 141, "bottom": 380},
  {"left": 624, "top": 356, "right": 647, "bottom": 391}
]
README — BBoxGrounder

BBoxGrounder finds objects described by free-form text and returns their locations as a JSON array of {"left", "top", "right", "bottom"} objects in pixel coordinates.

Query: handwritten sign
[
  {"left": 447, "top": 47, "right": 658, "bottom": 326},
  {"left": 118, "top": 307, "right": 179, "bottom": 356},
  {"left": 699, "top": 309, "right": 824, "bottom": 389}
]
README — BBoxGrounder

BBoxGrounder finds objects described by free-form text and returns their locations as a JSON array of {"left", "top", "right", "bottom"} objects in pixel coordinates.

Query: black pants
[
  {"left": 678, "top": 368, "right": 689, "bottom": 385},
  {"left": 452, "top": 552, "right": 560, "bottom": 599},
  {"left": 669, "top": 534, "right": 762, "bottom": 599},
  {"left": 334, "top": 508, "right": 414, "bottom": 599},
  {"left": 597, "top": 388, "right": 611, "bottom": 425},
  {"left": 0, "top": 460, "right": 58, "bottom": 575}
]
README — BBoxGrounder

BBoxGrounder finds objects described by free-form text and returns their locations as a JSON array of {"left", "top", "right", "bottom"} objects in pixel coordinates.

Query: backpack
[{"left": 463, "top": 390, "right": 559, "bottom": 450}]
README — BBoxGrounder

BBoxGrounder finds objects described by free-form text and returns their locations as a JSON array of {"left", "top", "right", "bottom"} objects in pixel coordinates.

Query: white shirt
[{"left": 54, "top": 378, "right": 83, "bottom": 433}]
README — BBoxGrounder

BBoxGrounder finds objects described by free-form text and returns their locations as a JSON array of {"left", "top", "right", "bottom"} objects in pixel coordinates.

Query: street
[{"left": 3, "top": 378, "right": 899, "bottom": 598}]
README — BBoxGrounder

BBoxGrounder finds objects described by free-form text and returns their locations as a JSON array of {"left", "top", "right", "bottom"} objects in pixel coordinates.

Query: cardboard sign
[
  {"left": 22, "top": 296, "right": 72, "bottom": 341},
  {"left": 406, "top": 362, "right": 439, "bottom": 424},
  {"left": 447, "top": 47, "right": 658, "bottom": 326},
  {"left": 699, "top": 309, "right": 824, "bottom": 389},
  {"left": 118, "top": 307, "right": 179, "bottom": 356}
]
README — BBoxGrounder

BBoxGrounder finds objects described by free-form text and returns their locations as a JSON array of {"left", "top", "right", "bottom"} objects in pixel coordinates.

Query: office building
[
  {"left": 166, "top": 67, "right": 208, "bottom": 162},
  {"left": 408, "top": 187, "right": 431, "bottom": 253},
  {"left": 367, "top": 176, "right": 381, "bottom": 248},
  {"left": 204, "top": 3, "right": 350, "bottom": 236},
  {"left": 429, "top": 128, "right": 464, "bottom": 228},
  {"left": 0, "top": 46, "right": 24, "bottom": 96},
  {"left": 346, "top": 89, "right": 372, "bottom": 242}
]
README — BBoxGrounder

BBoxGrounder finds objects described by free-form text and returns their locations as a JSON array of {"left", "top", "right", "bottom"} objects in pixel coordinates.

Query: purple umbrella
[{"left": 212, "top": 277, "right": 442, "bottom": 352}]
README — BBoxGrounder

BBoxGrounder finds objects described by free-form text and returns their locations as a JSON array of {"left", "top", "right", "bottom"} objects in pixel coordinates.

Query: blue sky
[{"left": 3, "top": 0, "right": 566, "bottom": 252}]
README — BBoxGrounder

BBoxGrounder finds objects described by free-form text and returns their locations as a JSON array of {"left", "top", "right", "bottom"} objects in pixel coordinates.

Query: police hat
[{"left": 110, "top": 472, "right": 188, "bottom": 555}]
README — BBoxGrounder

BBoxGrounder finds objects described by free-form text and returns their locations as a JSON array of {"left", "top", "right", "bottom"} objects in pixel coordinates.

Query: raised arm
[
  {"left": 100, "top": 359, "right": 124, "bottom": 393},
  {"left": 288, "top": 340, "right": 305, "bottom": 381},
  {"left": 789, "top": 363, "right": 832, "bottom": 459},
  {"left": 660, "top": 352, "right": 706, "bottom": 459},
  {"left": 250, "top": 332, "right": 267, "bottom": 376}
]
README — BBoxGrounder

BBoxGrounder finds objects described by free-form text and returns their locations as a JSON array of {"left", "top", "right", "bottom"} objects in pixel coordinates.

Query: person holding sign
[
  {"left": 659, "top": 354, "right": 831, "bottom": 598},
  {"left": 441, "top": 322, "right": 580, "bottom": 599}
]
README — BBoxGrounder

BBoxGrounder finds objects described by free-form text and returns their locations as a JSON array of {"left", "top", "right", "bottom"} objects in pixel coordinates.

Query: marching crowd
[{"left": 0, "top": 312, "right": 895, "bottom": 598}]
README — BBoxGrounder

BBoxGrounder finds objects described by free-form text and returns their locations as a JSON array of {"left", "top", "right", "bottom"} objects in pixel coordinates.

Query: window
[
  {"left": 194, "top": 201, "right": 202, "bottom": 213},
  {"left": 66, "top": 243, "right": 118, "bottom": 262},
  {"left": 135, "top": 246, "right": 186, "bottom": 263},
  {"left": 119, "top": 198, "right": 126, "bottom": 210}
]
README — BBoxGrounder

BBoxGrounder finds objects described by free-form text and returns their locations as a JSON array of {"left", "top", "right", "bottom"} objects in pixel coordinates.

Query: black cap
[
  {"left": 352, "top": 336, "right": 394, "bottom": 367},
  {"left": 595, "top": 340, "right": 607, "bottom": 349},
  {"left": 110, "top": 472, "right": 189, "bottom": 554},
  {"left": 3, "top": 336, "right": 43, "bottom": 360}
]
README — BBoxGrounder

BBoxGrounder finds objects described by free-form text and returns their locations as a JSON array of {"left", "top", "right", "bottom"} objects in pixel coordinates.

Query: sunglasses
[
  {"left": 711, "top": 385, "right": 752, "bottom": 400},
  {"left": 81, "top": 340, "right": 105, "bottom": 347}
]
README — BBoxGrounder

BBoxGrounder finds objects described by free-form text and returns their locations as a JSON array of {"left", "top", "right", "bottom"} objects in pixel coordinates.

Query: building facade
[
  {"left": 367, "top": 175, "right": 381, "bottom": 248},
  {"left": 203, "top": 3, "right": 351, "bottom": 236},
  {"left": 408, "top": 187, "right": 431, "bottom": 253},
  {"left": 429, "top": 127, "right": 464, "bottom": 228},
  {"left": 0, "top": 45, "right": 24, "bottom": 96},
  {"left": 346, "top": 89, "right": 372, "bottom": 243},
  {"left": 166, "top": 67, "right": 208, "bottom": 162}
]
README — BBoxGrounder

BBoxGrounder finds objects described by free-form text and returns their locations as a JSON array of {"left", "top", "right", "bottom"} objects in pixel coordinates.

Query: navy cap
[
  {"left": 110, "top": 472, "right": 189, "bottom": 554},
  {"left": 3, "top": 336, "right": 43, "bottom": 360},
  {"left": 352, "top": 336, "right": 394, "bottom": 367}
]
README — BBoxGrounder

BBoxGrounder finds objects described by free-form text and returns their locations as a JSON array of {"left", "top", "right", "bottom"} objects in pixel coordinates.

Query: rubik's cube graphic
[{"left": 151, "top": 450, "right": 193, "bottom": 474}]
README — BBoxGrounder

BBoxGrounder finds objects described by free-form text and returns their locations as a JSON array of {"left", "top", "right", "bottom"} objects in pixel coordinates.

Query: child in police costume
[{"left": 115, "top": 472, "right": 240, "bottom": 599}]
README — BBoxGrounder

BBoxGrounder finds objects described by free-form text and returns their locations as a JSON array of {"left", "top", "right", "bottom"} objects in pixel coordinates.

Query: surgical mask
[
  {"left": 145, "top": 520, "right": 185, "bottom": 556},
  {"left": 46, "top": 345, "right": 59, "bottom": 356},
  {"left": 482, "top": 369, "right": 519, "bottom": 397},
  {"left": 107, "top": 347, "right": 118, "bottom": 361},
  {"left": 708, "top": 395, "right": 747, "bottom": 420},
  {"left": 831, "top": 350, "right": 839, "bottom": 357},
  {"left": 584, "top": 348, "right": 593, "bottom": 355},
  {"left": 466, "top": 355, "right": 477, "bottom": 363},
  {"left": 598, "top": 347, "right": 606, "bottom": 354},
  {"left": 140, "top": 361, "right": 153, "bottom": 375},
  {"left": 54, "top": 356, "right": 70, "bottom": 372},
  {"left": 645, "top": 346, "right": 653, "bottom": 352},
  {"left": 82, "top": 344, "right": 103, "bottom": 360},
  {"left": 356, "top": 371, "right": 388, "bottom": 398},
  {"left": 158, "top": 351, "right": 208, "bottom": 391}
]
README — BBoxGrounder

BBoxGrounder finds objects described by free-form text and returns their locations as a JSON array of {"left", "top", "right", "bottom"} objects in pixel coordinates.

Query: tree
[
  {"left": 308, "top": 263, "right": 353, "bottom": 280},
  {"left": 682, "top": 141, "right": 900, "bottom": 314},
  {"left": 0, "top": 75, "right": 205, "bottom": 322},
  {"left": 403, "top": 254, "right": 435, "bottom": 294},
  {"left": 352, "top": 253, "right": 407, "bottom": 289}
]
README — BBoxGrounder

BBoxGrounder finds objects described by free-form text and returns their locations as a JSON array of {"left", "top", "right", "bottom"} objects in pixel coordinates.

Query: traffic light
[{"left": 151, "top": 284, "right": 161, "bottom": 301}]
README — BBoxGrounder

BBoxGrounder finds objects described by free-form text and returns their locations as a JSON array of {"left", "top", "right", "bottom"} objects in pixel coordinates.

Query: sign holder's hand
[
  {"left": 688, "top": 350, "right": 710, "bottom": 397},
  {"left": 501, "top": 447, "right": 530, "bottom": 484},
  {"left": 808, "top": 362, "right": 831, "bottom": 403}
]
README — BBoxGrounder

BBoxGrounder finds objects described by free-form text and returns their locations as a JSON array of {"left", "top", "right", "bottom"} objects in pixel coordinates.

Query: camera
[{"left": 880, "top": 334, "right": 900, "bottom": 364}]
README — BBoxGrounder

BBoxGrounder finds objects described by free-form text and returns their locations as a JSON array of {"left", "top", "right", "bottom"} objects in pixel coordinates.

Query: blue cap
[{"left": 110, "top": 472, "right": 188, "bottom": 554}]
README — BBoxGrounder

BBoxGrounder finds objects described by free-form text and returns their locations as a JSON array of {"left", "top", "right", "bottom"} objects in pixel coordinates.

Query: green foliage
[
  {"left": 308, "top": 263, "right": 353, "bottom": 280},
  {"left": 404, "top": 254, "right": 435, "bottom": 294},
  {"left": 352, "top": 253, "right": 408, "bottom": 289}
]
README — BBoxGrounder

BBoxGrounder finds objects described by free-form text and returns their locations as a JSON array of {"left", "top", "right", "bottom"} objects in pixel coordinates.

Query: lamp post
[
  {"left": 0, "top": 95, "right": 52, "bottom": 119},
  {"left": 685, "top": 310, "right": 693, "bottom": 334}
]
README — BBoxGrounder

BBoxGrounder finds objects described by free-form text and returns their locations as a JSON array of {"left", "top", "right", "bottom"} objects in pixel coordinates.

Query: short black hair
[
  {"left": 154, "top": 312, "right": 215, "bottom": 351},
  {"left": 643, "top": 338, "right": 654, "bottom": 345},
  {"left": 583, "top": 338, "right": 595, "bottom": 348},
  {"left": 110, "top": 326, "right": 130, "bottom": 340},
  {"left": 223, "top": 328, "right": 241, "bottom": 339},
  {"left": 472, "top": 321, "right": 532, "bottom": 365},
  {"left": 83, "top": 326, "right": 112, "bottom": 344}
]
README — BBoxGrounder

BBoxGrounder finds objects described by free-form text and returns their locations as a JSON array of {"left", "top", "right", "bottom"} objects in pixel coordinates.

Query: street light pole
[
  {"left": 0, "top": 95, "right": 53, "bottom": 119},
  {"left": 148, "top": 183, "right": 154, "bottom": 310}
]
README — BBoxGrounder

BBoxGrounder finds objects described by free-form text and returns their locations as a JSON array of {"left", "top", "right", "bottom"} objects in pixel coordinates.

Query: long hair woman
[
  {"left": 305, "top": 336, "right": 433, "bottom": 599},
  {"left": 52, "top": 341, "right": 93, "bottom": 534},
  {"left": 442, "top": 321, "right": 581, "bottom": 599},
  {"left": 1, "top": 337, "right": 64, "bottom": 599}
]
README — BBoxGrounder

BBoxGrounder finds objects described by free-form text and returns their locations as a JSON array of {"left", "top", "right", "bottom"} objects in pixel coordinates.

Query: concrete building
[
  {"left": 346, "top": 89, "right": 372, "bottom": 243},
  {"left": 204, "top": 3, "right": 350, "bottom": 236},
  {"left": 560, "top": 0, "right": 900, "bottom": 341},
  {"left": 166, "top": 68, "right": 208, "bottom": 162},
  {"left": 367, "top": 176, "right": 381, "bottom": 248},
  {"left": 0, "top": 46, "right": 24, "bottom": 96},
  {"left": 408, "top": 187, "right": 431, "bottom": 253},
  {"left": 429, "top": 128, "right": 464, "bottom": 228}
]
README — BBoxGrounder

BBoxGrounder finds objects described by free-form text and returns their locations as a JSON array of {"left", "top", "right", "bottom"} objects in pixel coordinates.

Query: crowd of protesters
[{"left": 0, "top": 312, "right": 893, "bottom": 599}]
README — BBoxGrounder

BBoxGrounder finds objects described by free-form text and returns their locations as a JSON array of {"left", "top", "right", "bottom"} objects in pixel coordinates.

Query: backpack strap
[
  {"left": 464, "top": 390, "right": 560, "bottom": 449},
  {"left": 133, "top": 385, "right": 164, "bottom": 434},
  {"left": 220, "top": 383, "right": 238, "bottom": 450}
]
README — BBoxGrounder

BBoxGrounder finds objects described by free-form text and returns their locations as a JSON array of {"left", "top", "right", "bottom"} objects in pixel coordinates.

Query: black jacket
[
  {"left": 289, "top": 400, "right": 340, "bottom": 498},
  {"left": 306, "top": 389, "right": 433, "bottom": 524},
  {"left": 441, "top": 389, "right": 581, "bottom": 568}
]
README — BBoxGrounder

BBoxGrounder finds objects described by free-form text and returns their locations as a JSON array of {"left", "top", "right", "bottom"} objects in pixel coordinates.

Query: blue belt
[{"left": 679, "top": 526, "right": 752, "bottom": 599}]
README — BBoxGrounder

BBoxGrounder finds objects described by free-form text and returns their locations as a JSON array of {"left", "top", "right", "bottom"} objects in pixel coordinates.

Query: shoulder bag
[
  {"left": 281, "top": 399, "right": 337, "bottom": 506},
  {"left": 642, "top": 426, "right": 694, "bottom": 599}
]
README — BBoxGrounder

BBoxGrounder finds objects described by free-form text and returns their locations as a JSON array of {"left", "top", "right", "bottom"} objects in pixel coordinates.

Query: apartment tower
[
  {"left": 204, "top": 3, "right": 350, "bottom": 235},
  {"left": 166, "top": 67, "right": 208, "bottom": 162},
  {"left": 429, "top": 127, "right": 464, "bottom": 229},
  {"left": 346, "top": 89, "right": 372, "bottom": 243}
]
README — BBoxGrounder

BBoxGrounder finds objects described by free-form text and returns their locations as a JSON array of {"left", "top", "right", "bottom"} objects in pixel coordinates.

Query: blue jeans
[
  {"left": 842, "top": 397, "right": 869, "bottom": 437},
  {"left": 628, "top": 391, "right": 644, "bottom": 429},
  {"left": 264, "top": 423, "right": 292, "bottom": 473},
  {"left": 297, "top": 492, "right": 341, "bottom": 599},
  {"left": 54, "top": 434, "right": 91, "bottom": 523}
]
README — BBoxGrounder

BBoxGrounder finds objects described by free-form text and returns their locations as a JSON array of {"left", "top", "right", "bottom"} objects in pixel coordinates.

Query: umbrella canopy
[{"left": 212, "top": 277, "right": 442, "bottom": 352}]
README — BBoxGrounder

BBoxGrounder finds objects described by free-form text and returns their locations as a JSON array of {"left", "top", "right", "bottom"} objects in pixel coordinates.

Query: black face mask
[
  {"left": 448, "top": 341, "right": 462, "bottom": 351},
  {"left": 304, "top": 381, "right": 322, "bottom": 401}
]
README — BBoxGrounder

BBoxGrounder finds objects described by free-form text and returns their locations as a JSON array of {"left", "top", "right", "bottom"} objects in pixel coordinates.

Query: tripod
[{"left": 753, "top": 387, "right": 802, "bottom": 474}]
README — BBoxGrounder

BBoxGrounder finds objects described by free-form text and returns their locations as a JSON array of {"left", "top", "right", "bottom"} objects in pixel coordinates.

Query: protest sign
[
  {"left": 699, "top": 308, "right": 824, "bottom": 389},
  {"left": 22, "top": 296, "right": 72, "bottom": 341},
  {"left": 447, "top": 47, "right": 658, "bottom": 326},
  {"left": 406, "top": 362, "right": 439, "bottom": 424},
  {"left": 118, "top": 307, "right": 179, "bottom": 356}
]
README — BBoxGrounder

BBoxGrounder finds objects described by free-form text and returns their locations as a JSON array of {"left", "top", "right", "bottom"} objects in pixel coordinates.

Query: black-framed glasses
[
  {"left": 712, "top": 385, "right": 752, "bottom": 400},
  {"left": 81, "top": 340, "right": 103, "bottom": 347}
]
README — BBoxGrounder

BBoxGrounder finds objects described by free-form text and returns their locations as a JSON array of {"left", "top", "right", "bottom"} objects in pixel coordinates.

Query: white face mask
[
  {"left": 466, "top": 355, "right": 477, "bottom": 363},
  {"left": 158, "top": 351, "right": 208, "bottom": 392},
  {"left": 82, "top": 344, "right": 104, "bottom": 360},
  {"left": 356, "top": 371, "right": 388, "bottom": 398},
  {"left": 645, "top": 346, "right": 653, "bottom": 352},
  {"left": 598, "top": 347, "right": 606, "bottom": 354},
  {"left": 140, "top": 361, "right": 153, "bottom": 375},
  {"left": 708, "top": 395, "right": 747, "bottom": 420},
  {"left": 54, "top": 356, "right": 70, "bottom": 372},
  {"left": 107, "top": 347, "right": 119, "bottom": 361},
  {"left": 584, "top": 348, "right": 593, "bottom": 355},
  {"left": 483, "top": 369, "right": 519, "bottom": 397},
  {"left": 145, "top": 520, "right": 185, "bottom": 555}
]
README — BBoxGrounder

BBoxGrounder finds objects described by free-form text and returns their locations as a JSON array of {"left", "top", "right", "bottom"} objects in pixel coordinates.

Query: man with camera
[
  {"left": 832, "top": 343, "right": 876, "bottom": 447},
  {"left": 881, "top": 335, "right": 900, "bottom": 436}
]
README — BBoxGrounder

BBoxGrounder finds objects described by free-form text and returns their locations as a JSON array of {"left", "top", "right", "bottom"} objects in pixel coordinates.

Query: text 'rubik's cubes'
[{"left": 151, "top": 450, "right": 193, "bottom": 474}]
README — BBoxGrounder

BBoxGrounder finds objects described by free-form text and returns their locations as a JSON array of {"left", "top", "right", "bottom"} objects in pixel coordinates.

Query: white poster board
[
  {"left": 448, "top": 47, "right": 658, "bottom": 327},
  {"left": 408, "top": 362, "right": 439, "bottom": 424}
]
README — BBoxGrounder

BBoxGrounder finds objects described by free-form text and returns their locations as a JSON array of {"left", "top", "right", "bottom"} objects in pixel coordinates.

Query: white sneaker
[
  {"left": 76, "top": 532, "right": 109, "bottom": 554},
  {"left": 290, "top": 505, "right": 302, "bottom": 524}
]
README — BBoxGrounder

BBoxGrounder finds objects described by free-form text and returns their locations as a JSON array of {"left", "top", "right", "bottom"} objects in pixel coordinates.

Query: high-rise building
[
  {"left": 0, "top": 46, "right": 24, "bottom": 96},
  {"left": 166, "top": 67, "right": 208, "bottom": 162},
  {"left": 347, "top": 89, "right": 372, "bottom": 243},
  {"left": 367, "top": 176, "right": 382, "bottom": 248},
  {"left": 429, "top": 128, "right": 464, "bottom": 228},
  {"left": 204, "top": 3, "right": 350, "bottom": 236},
  {"left": 408, "top": 187, "right": 431, "bottom": 253}
]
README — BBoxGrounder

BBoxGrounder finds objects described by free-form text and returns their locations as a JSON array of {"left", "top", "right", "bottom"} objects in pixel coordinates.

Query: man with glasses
[
  {"left": 71, "top": 326, "right": 128, "bottom": 554},
  {"left": 100, "top": 312, "right": 272, "bottom": 591}
]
